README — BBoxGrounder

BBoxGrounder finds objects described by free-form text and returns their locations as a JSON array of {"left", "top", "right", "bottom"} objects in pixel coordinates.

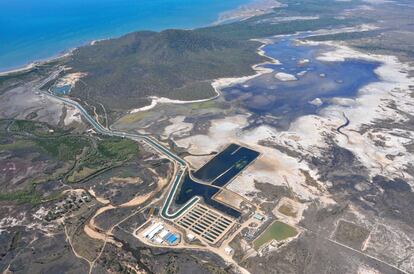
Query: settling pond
[{"left": 173, "top": 144, "right": 259, "bottom": 218}]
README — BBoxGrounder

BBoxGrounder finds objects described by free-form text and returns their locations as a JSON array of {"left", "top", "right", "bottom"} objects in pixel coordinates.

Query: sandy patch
[
  {"left": 108, "top": 177, "right": 142, "bottom": 185},
  {"left": 215, "top": 0, "right": 282, "bottom": 24},
  {"left": 129, "top": 38, "right": 280, "bottom": 114},
  {"left": 357, "top": 266, "right": 380, "bottom": 274},
  {"left": 362, "top": 0, "right": 393, "bottom": 4},
  {"left": 176, "top": 115, "right": 249, "bottom": 154},
  {"left": 274, "top": 72, "right": 298, "bottom": 81},
  {"left": 175, "top": 33, "right": 414, "bottom": 202},
  {"left": 185, "top": 155, "right": 214, "bottom": 170},
  {"left": 272, "top": 197, "right": 308, "bottom": 225},
  {"left": 298, "top": 58, "right": 310, "bottom": 65},
  {"left": 83, "top": 223, "right": 118, "bottom": 246},
  {"left": 120, "top": 177, "right": 168, "bottom": 207},
  {"left": 301, "top": 24, "right": 379, "bottom": 38},
  {"left": 129, "top": 96, "right": 219, "bottom": 114},
  {"left": 162, "top": 116, "right": 193, "bottom": 139},
  {"left": 261, "top": 16, "right": 320, "bottom": 23},
  {"left": 56, "top": 72, "right": 86, "bottom": 87},
  {"left": 304, "top": 40, "right": 414, "bottom": 183},
  {"left": 297, "top": 70, "right": 307, "bottom": 77},
  {"left": 0, "top": 85, "right": 63, "bottom": 125},
  {"left": 176, "top": 117, "right": 331, "bottom": 202},
  {"left": 64, "top": 105, "right": 82, "bottom": 126},
  {"left": 213, "top": 189, "right": 246, "bottom": 210},
  {"left": 308, "top": 98, "right": 323, "bottom": 106},
  {"left": 88, "top": 188, "right": 110, "bottom": 204}
]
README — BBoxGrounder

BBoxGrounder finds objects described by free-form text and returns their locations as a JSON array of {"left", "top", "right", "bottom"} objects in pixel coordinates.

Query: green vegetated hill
[
  {"left": 67, "top": 29, "right": 264, "bottom": 111},
  {"left": 66, "top": 0, "right": 361, "bottom": 112}
]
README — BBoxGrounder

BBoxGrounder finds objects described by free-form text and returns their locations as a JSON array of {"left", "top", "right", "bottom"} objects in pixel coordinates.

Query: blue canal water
[
  {"left": 222, "top": 34, "right": 381, "bottom": 129},
  {"left": 0, "top": 0, "right": 250, "bottom": 72}
]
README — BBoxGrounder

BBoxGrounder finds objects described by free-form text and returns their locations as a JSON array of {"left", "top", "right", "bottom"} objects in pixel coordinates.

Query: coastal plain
[{"left": 1, "top": 0, "right": 414, "bottom": 274}]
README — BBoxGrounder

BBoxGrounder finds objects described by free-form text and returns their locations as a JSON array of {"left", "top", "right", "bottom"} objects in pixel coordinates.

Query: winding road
[{"left": 36, "top": 71, "right": 197, "bottom": 220}]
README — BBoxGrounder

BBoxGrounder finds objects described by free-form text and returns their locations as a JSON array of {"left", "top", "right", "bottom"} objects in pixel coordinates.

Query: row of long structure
[{"left": 142, "top": 221, "right": 179, "bottom": 245}]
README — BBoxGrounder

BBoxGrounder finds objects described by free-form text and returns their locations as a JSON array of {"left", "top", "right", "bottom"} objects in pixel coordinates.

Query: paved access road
[{"left": 36, "top": 74, "right": 196, "bottom": 220}]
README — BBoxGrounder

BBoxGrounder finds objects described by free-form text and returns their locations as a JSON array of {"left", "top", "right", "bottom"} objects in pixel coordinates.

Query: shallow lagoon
[{"left": 222, "top": 34, "right": 381, "bottom": 129}]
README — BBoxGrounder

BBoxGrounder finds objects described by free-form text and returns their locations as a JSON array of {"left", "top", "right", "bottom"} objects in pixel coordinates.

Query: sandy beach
[
  {"left": 215, "top": 0, "right": 282, "bottom": 24},
  {"left": 0, "top": 49, "right": 74, "bottom": 76},
  {"left": 0, "top": 0, "right": 280, "bottom": 77}
]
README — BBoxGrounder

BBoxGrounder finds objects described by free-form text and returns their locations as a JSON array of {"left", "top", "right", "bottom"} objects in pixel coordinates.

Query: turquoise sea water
[{"left": 0, "top": 0, "right": 249, "bottom": 72}]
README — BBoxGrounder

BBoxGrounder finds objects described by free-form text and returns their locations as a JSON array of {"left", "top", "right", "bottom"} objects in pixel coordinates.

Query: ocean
[{"left": 0, "top": 0, "right": 250, "bottom": 72}]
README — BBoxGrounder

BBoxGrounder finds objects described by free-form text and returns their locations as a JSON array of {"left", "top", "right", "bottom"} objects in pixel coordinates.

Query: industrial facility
[{"left": 141, "top": 221, "right": 180, "bottom": 246}]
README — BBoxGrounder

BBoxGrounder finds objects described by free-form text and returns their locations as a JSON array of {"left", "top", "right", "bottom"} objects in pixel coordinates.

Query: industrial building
[
  {"left": 143, "top": 222, "right": 164, "bottom": 240},
  {"left": 142, "top": 221, "right": 180, "bottom": 245}
]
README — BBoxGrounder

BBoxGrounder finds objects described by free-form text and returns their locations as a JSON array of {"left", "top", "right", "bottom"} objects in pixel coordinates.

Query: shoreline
[
  {"left": 125, "top": 24, "right": 380, "bottom": 113},
  {"left": 305, "top": 40, "right": 414, "bottom": 182},
  {"left": 0, "top": 0, "right": 272, "bottom": 77},
  {"left": 128, "top": 38, "right": 279, "bottom": 114},
  {"left": 214, "top": 0, "right": 282, "bottom": 25},
  {"left": 171, "top": 33, "right": 414, "bottom": 204},
  {"left": 0, "top": 50, "right": 74, "bottom": 77}
]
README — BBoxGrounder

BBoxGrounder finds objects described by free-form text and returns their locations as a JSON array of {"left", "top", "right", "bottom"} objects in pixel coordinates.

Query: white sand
[
  {"left": 298, "top": 58, "right": 310, "bottom": 65},
  {"left": 308, "top": 98, "right": 323, "bottom": 106},
  {"left": 294, "top": 40, "right": 414, "bottom": 185},
  {"left": 362, "top": 0, "right": 393, "bottom": 4},
  {"left": 162, "top": 116, "right": 193, "bottom": 139},
  {"left": 176, "top": 115, "right": 249, "bottom": 154},
  {"left": 184, "top": 155, "right": 213, "bottom": 170},
  {"left": 274, "top": 72, "right": 298, "bottom": 81},
  {"left": 294, "top": 24, "right": 379, "bottom": 40},
  {"left": 0, "top": 50, "right": 74, "bottom": 77},
  {"left": 64, "top": 105, "right": 82, "bottom": 126},
  {"left": 215, "top": 0, "right": 282, "bottom": 25},
  {"left": 129, "top": 37, "right": 282, "bottom": 114},
  {"left": 129, "top": 96, "right": 218, "bottom": 113},
  {"left": 175, "top": 34, "right": 414, "bottom": 203},
  {"left": 176, "top": 116, "right": 332, "bottom": 202},
  {"left": 357, "top": 266, "right": 381, "bottom": 274},
  {"left": 264, "top": 16, "right": 319, "bottom": 23},
  {"left": 56, "top": 72, "right": 86, "bottom": 87},
  {"left": 297, "top": 70, "right": 308, "bottom": 77},
  {"left": 0, "top": 63, "right": 37, "bottom": 76}
]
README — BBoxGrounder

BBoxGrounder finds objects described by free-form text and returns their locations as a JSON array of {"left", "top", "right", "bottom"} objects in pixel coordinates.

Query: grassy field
[
  {"left": 189, "top": 100, "right": 218, "bottom": 110},
  {"left": 117, "top": 111, "right": 149, "bottom": 124},
  {"left": 253, "top": 221, "right": 298, "bottom": 250},
  {"left": 278, "top": 204, "right": 298, "bottom": 218},
  {"left": 0, "top": 188, "right": 42, "bottom": 204}
]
